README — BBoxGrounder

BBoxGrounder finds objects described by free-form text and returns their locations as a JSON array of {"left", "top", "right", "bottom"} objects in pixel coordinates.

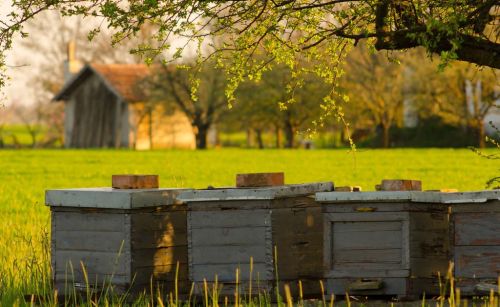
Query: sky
[{"left": 1, "top": 1, "right": 42, "bottom": 107}]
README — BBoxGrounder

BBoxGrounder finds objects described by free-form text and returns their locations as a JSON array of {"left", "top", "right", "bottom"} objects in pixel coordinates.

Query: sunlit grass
[{"left": 0, "top": 148, "right": 498, "bottom": 306}]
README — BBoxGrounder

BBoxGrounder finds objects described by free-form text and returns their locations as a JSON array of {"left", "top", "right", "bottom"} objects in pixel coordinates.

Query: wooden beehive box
[
  {"left": 416, "top": 190, "right": 500, "bottom": 295},
  {"left": 316, "top": 191, "right": 450, "bottom": 299},
  {"left": 178, "top": 182, "right": 334, "bottom": 297},
  {"left": 45, "top": 188, "right": 190, "bottom": 296}
]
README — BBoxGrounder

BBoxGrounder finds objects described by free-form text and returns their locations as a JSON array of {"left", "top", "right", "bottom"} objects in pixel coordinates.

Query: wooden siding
[
  {"left": 52, "top": 209, "right": 132, "bottom": 293},
  {"left": 187, "top": 195, "right": 323, "bottom": 297},
  {"left": 322, "top": 202, "right": 449, "bottom": 297},
  {"left": 66, "top": 74, "right": 124, "bottom": 148},
  {"left": 128, "top": 104, "right": 195, "bottom": 150},
  {"left": 451, "top": 201, "right": 500, "bottom": 294},
  {"left": 51, "top": 204, "right": 189, "bottom": 296},
  {"left": 130, "top": 208, "right": 189, "bottom": 292}
]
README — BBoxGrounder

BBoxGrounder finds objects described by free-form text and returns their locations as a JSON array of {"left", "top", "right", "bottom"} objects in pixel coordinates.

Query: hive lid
[
  {"left": 45, "top": 188, "right": 191, "bottom": 209},
  {"left": 316, "top": 190, "right": 500, "bottom": 204},
  {"left": 177, "top": 182, "right": 334, "bottom": 202},
  {"left": 316, "top": 191, "right": 413, "bottom": 202},
  {"left": 411, "top": 190, "right": 500, "bottom": 204}
]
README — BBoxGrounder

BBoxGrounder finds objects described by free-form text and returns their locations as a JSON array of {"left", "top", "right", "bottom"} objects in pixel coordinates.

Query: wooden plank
[
  {"left": 454, "top": 246, "right": 500, "bottom": 278},
  {"left": 410, "top": 258, "right": 449, "bottom": 277},
  {"left": 410, "top": 230, "right": 449, "bottom": 258},
  {"left": 54, "top": 250, "right": 130, "bottom": 276},
  {"left": 449, "top": 201, "right": 500, "bottom": 213},
  {"left": 325, "top": 277, "right": 408, "bottom": 296},
  {"left": 324, "top": 212, "right": 408, "bottom": 222},
  {"left": 51, "top": 210, "right": 127, "bottom": 232},
  {"left": 54, "top": 230, "right": 129, "bottom": 252},
  {"left": 46, "top": 188, "right": 187, "bottom": 209},
  {"left": 317, "top": 192, "right": 412, "bottom": 203},
  {"left": 332, "top": 222, "right": 403, "bottom": 250},
  {"left": 333, "top": 221, "right": 402, "bottom": 232},
  {"left": 179, "top": 182, "right": 333, "bottom": 202},
  {"left": 322, "top": 202, "right": 446, "bottom": 213},
  {"left": 191, "top": 245, "right": 268, "bottom": 264},
  {"left": 191, "top": 262, "right": 272, "bottom": 281},
  {"left": 325, "top": 269, "right": 409, "bottom": 278},
  {"left": 131, "top": 211, "right": 187, "bottom": 232},
  {"left": 132, "top": 247, "right": 188, "bottom": 268},
  {"left": 54, "top": 272, "right": 129, "bottom": 284},
  {"left": 188, "top": 210, "right": 270, "bottom": 228},
  {"left": 454, "top": 212, "right": 500, "bottom": 245},
  {"left": 410, "top": 212, "right": 449, "bottom": 231},
  {"left": 190, "top": 226, "right": 266, "bottom": 246},
  {"left": 132, "top": 231, "right": 187, "bottom": 249},
  {"left": 132, "top": 265, "right": 189, "bottom": 284},
  {"left": 333, "top": 249, "right": 402, "bottom": 264}
]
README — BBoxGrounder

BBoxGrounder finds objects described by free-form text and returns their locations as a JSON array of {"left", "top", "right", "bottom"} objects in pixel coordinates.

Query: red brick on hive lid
[
  {"left": 375, "top": 179, "right": 422, "bottom": 191},
  {"left": 236, "top": 172, "right": 284, "bottom": 188},
  {"left": 112, "top": 175, "right": 159, "bottom": 189}
]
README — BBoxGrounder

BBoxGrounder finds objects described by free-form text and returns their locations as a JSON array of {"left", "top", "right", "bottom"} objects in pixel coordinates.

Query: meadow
[{"left": 0, "top": 148, "right": 498, "bottom": 306}]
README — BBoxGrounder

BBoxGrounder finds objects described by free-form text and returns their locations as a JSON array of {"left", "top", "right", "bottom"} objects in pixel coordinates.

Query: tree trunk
[
  {"left": 283, "top": 121, "right": 294, "bottom": 148},
  {"left": 275, "top": 124, "right": 281, "bottom": 148},
  {"left": 382, "top": 124, "right": 390, "bottom": 148},
  {"left": 255, "top": 129, "right": 264, "bottom": 149},
  {"left": 246, "top": 128, "right": 252, "bottom": 148},
  {"left": 477, "top": 119, "right": 485, "bottom": 148},
  {"left": 195, "top": 125, "right": 209, "bottom": 149},
  {"left": 148, "top": 108, "right": 153, "bottom": 149}
]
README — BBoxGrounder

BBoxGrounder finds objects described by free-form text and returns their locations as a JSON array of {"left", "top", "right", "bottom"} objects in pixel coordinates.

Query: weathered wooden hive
[
  {"left": 178, "top": 175, "right": 333, "bottom": 297},
  {"left": 315, "top": 191, "right": 450, "bottom": 298},
  {"left": 46, "top": 180, "right": 191, "bottom": 296},
  {"left": 414, "top": 190, "right": 500, "bottom": 295}
]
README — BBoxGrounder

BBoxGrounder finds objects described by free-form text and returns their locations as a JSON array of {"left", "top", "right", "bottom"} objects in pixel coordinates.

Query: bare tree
[{"left": 148, "top": 63, "right": 228, "bottom": 149}]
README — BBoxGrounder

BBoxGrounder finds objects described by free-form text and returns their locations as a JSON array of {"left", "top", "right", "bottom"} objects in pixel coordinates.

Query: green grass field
[{"left": 0, "top": 148, "right": 498, "bottom": 306}]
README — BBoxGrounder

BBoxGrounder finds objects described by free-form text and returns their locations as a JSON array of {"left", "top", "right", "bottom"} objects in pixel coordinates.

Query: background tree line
[{"left": 1, "top": 12, "right": 498, "bottom": 150}]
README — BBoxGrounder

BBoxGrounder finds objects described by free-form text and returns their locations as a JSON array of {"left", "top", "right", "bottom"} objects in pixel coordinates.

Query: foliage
[
  {"left": 1, "top": 0, "right": 498, "bottom": 126},
  {"left": 228, "top": 64, "right": 331, "bottom": 148}
]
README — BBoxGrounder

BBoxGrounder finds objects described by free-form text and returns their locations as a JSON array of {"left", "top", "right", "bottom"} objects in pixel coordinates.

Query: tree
[
  {"left": 231, "top": 64, "right": 330, "bottom": 148},
  {"left": 148, "top": 63, "right": 228, "bottom": 149},
  {"left": 408, "top": 54, "right": 499, "bottom": 148},
  {"left": 341, "top": 45, "right": 406, "bottom": 148},
  {"left": 1, "top": 0, "right": 498, "bottom": 100}
]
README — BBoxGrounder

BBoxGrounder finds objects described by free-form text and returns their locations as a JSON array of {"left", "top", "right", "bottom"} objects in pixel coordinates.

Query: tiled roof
[
  {"left": 53, "top": 63, "right": 151, "bottom": 102},
  {"left": 92, "top": 64, "right": 150, "bottom": 102}
]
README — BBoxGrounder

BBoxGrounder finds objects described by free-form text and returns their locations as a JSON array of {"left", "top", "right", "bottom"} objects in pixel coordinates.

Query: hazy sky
[{"left": 1, "top": 1, "right": 42, "bottom": 107}]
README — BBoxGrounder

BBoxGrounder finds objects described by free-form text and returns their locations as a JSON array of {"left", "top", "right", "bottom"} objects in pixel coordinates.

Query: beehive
[
  {"left": 316, "top": 191, "right": 450, "bottom": 299},
  {"left": 415, "top": 190, "right": 500, "bottom": 295},
  {"left": 178, "top": 182, "right": 334, "bottom": 297},
  {"left": 46, "top": 188, "right": 190, "bottom": 295}
]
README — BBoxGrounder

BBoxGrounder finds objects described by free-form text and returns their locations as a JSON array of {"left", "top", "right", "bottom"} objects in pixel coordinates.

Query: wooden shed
[
  {"left": 414, "top": 190, "right": 500, "bottom": 295},
  {"left": 315, "top": 191, "right": 450, "bottom": 299},
  {"left": 45, "top": 187, "right": 191, "bottom": 296},
  {"left": 54, "top": 64, "right": 196, "bottom": 149},
  {"left": 178, "top": 182, "right": 333, "bottom": 298}
]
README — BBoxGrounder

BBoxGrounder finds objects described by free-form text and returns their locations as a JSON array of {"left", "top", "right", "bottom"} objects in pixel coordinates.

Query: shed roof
[{"left": 53, "top": 63, "right": 150, "bottom": 102}]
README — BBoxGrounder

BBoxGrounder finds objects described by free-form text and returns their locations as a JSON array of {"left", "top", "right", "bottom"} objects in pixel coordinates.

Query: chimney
[{"left": 63, "top": 41, "right": 83, "bottom": 83}]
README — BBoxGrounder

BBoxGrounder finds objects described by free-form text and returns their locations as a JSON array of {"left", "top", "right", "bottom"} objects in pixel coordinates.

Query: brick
[
  {"left": 112, "top": 175, "right": 159, "bottom": 189},
  {"left": 376, "top": 179, "right": 422, "bottom": 191},
  {"left": 236, "top": 172, "right": 284, "bottom": 188}
]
